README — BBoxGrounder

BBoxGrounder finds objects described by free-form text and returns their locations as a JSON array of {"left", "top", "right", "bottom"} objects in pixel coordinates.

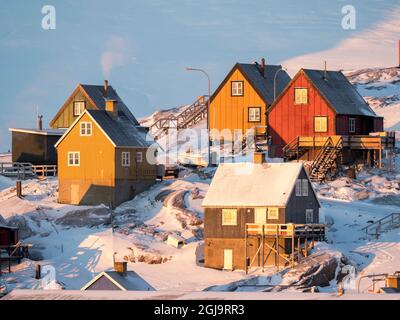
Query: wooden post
[
  {"left": 276, "top": 225, "right": 279, "bottom": 271},
  {"left": 244, "top": 226, "right": 248, "bottom": 275},
  {"left": 16, "top": 180, "right": 22, "bottom": 198},
  {"left": 261, "top": 225, "right": 265, "bottom": 272},
  {"left": 297, "top": 237, "right": 301, "bottom": 262},
  {"left": 35, "top": 264, "right": 41, "bottom": 279},
  {"left": 291, "top": 232, "right": 295, "bottom": 268}
]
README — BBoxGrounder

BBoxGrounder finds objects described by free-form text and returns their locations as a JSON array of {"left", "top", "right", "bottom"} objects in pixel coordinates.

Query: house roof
[
  {"left": 49, "top": 84, "right": 139, "bottom": 127},
  {"left": 55, "top": 109, "right": 153, "bottom": 148},
  {"left": 81, "top": 271, "right": 155, "bottom": 291},
  {"left": 202, "top": 162, "right": 316, "bottom": 207},
  {"left": 302, "top": 69, "right": 377, "bottom": 117},
  {"left": 8, "top": 128, "right": 66, "bottom": 136},
  {"left": 210, "top": 62, "right": 291, "bottom": 105},
  {"left": 0, "top": 214, "right": 18, "bottom": 230},
  {"left": 80, "top": 85, "right": 140, "bottom": 125}
]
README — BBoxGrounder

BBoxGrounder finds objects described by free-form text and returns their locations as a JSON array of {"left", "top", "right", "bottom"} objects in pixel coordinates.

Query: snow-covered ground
[{"left": 1, "top": 164, "right": 400, "bottom": 295}]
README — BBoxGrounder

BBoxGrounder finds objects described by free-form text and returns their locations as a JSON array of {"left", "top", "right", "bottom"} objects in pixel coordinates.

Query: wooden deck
[{"left": 294, "top": 133, "right": 395, "bottom": 151}]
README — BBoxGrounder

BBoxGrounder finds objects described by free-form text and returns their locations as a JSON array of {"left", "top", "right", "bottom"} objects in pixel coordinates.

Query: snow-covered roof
[
  {"left": 202, "top": 162, "right": 306, "bottom": 207},
  {"left": 8, "top": 128, "right": 66, "bottom": 136},
  {"left": 81, "top": 270, "right": 154, "bottom": 291}
]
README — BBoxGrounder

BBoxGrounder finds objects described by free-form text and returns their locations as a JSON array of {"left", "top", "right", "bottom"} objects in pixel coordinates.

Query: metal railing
[
  {"left": 361, "top": 213, "right": 400, "bottom": 238},
  {"left": 0, "top": 162, "right": 33, "bottom": 179}
]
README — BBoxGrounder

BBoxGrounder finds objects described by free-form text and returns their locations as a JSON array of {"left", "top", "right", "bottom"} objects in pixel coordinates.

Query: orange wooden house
[
  {"left": 55, "top": 100, "right": 157, "bottom": 208},
  {"left": 209, "top": 59, "right": 291, "bottom": 142},
  {"left": 50, "top": 80, "right": 139, "bottom": 129}
]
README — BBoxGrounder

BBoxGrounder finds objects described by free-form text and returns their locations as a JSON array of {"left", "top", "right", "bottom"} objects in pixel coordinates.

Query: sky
[{"left": 0, "top": 0, "right": 399, "bottom": 149}]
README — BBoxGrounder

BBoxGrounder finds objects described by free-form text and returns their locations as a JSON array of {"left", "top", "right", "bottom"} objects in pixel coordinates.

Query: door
[
  {"left": 70, "top": 184, "right": 80, "bottom": 205},
  {"left": 223, "top": 249, "right": 233, "bottom": 270},
  {"left": 254, "top": 207, "right": 267, "bottom": 224}
]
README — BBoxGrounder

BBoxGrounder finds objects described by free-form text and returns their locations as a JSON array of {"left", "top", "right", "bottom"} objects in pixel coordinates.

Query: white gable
[{"left": 202, "top": 162, "right": 308, "bottom": 207}]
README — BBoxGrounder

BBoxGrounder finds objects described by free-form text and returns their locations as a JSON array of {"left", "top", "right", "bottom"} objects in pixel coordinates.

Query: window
[
  {"left": 296, "top": 179, "right": 309, "bottom": 197},
  {"left": 302, "top": 179, "right": 308, "bottom": 197},
  {"left": 73, "top": 101, "right": 86, "bottom": 116},
  {"left": 294, "top": 88, "right": 308, "bottom": 104},
  {"left": 267, "top": 207, "right": 279, "bottom": 220},
  {"left": 68, "top": 152, "right": 80, "bottom": 166},
  {"left": 314, "top": 116, "right": 328, "bottom": 133},
  {"left": 122, "top": 152, "right": 130, "bottom": 167},
  {"left": 248, "top": 107, "right": 261, "bottom": 122},
  {"left": 222, "top": 209, "right": 237, "bottom": 226},
  {"left": 80, "top": 122, "right": 92, "bottom": 136},
  {"left": 231, "top": 81, "right": 244, "bottom": 96},
  {"left": 349, "top": 118, "right": 356, "bottom": 133},
  {"left": 254, "top": 207, "right": 267, "bottom": 224},
  {"left": 136, "top": 151, "right": 143, "bottom": 163},
  {"left": 306, "top": 209, "right": 314, "bottom": 224}
]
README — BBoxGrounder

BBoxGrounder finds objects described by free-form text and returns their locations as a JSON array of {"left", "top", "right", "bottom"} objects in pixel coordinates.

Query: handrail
[{"left": 361, "top": 213, "right": 400, "bottom": 236}]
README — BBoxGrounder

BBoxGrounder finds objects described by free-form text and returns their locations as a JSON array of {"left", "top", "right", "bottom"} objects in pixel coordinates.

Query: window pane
[
  {"left": 267, "top": 207, "right": 279, "bottom": 220},
  {"left": 314, "top": 117, "right": 327, "bottom": 132},
  {"left": 222, "top": 209, "right": 237, "bottom": 225},
  {"left": 302, "top": 179, "right": 308, "bottom": 196},
  {"left": 296, "top": 179, "right": 302, "bottom": 196}
]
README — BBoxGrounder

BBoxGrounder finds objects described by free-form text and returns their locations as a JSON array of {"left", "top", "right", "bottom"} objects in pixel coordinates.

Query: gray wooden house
[{"left": 202, "top": 162, "right": 321, "bottom": 271}]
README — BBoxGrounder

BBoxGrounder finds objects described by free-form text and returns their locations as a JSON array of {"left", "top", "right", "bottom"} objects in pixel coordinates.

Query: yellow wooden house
[
  {"left": 50, "top": 80, "right": 139, "bottom": 129},
  {"left": 55, "top": 100, "right": 157, "bottom": 208},
  {"left": 209, "top": 59, "right": 291, "bottom": 141}
]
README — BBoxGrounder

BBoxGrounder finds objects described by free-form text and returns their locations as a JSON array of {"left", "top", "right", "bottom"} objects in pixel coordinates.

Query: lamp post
[{"left": 186, "top": 67, "right": 211, "bottom": 166}]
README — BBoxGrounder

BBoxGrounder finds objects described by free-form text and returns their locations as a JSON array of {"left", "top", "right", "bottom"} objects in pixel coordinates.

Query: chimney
[
  {"left": 323, "top": 61, "right": 327, "bottom": 80},
  {"left": 37, "top": 115, "right": 43, "bottom": 131},
  {"left": 114, "top": 261, "right": 127, "bottom": 276},
  {"left": 260, "top": 58, "right": 265, "bottom": 77},
  {"left": 105, "top": 99, "right": 118, "bottom": 118},
  {"left": 104, "top": 79, "right": 109, "bottom": 97}
]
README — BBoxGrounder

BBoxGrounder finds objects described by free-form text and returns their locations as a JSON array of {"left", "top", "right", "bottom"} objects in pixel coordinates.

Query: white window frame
[
  {"left": 122, "top": 152, "right": 130, "bottom": 167},
  {"left": 306, "top": 209, "right": 314, "bottom": 224},
  {"left": 294, "top": 88, "right": 308, "bottom": 104},
  {"left": 136, "top": 151, "right": 143, "bottom": 163},
  {"left": 73, "top": 101, "right": 85, "bottom": 116},
  {"left": 302, "top": 179, "right": 309, "bottom": 197},
  {"left": 248, "top": 107, "right": 261, "bottom": 122},
  {"left": 231, "top": 81, "right": 244, "bottom": 96},
  {"left": 222, "top": 209, "right": 237, "bottom": 226},
  {"left": 267, "top": 207, "right": 279, "bottom": 220},
  {"left": 80, "top": 122, "right": 92, "bottom": 136},
  {"left": 296, "top": 179, "right": 302, "bottom": 196},
  {"left": 314, "top": 116, "right": 328, "bottom": 133},
  {"left": 68, "top": 152, "right": 80, "bottom": 166},
  {"left": 349, "top": 118, "right": 356, "bottom": 133}
]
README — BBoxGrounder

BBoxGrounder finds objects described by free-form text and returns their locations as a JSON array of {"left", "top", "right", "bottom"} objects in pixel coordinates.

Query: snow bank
[{"left": 0, "top": 175, "right": 14, "bottom": 190}]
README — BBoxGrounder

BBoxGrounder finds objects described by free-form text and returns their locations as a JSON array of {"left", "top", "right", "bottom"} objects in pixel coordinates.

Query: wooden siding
[
  {"left": 285, "top": 169, "right": 320, "bottom": 224},
  {"left": 0, "top": 227, "right": 18, "bottom": 246},
  {"left": 204, "top": 207, "right": 286, "bottom": 239},
  {"left": 57, "top": 113, "right": 116, "bottom": 206},
  {"left": 268, "top": 72, "right": 336, "bottom": 156},
  {"left": 204, "top": 238, "right": 289, "bottom": 270},
  {"left": 51, "top": 89, "right": 96, "bottom": 129},
  {"left": 12, "top": 132, "right": 60, "bottom": 165},
  {"left": 336, "top": 115, "right": 375, "bottom": 135},
  {"left": 209, "top": 68, "right": 267, "bottom": 141}
]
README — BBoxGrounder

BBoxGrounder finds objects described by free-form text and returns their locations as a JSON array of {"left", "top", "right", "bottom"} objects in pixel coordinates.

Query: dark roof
[
  {"left": 210, "top": 63, "right": 291, "bottom": 105},
  {"left": 86, "top": 110, "right": 152, "bottom": 148},
  {"left": 302, "top": 69, "right": 377, "bottom": 117},
  {"left": 80, "top": 85, "right": 140, "bottom": 125}
]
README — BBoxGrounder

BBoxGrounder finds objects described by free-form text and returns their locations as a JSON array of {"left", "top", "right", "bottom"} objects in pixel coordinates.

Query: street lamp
[{"left": 186, "top": 67, "right": 212, "bottom": 166}]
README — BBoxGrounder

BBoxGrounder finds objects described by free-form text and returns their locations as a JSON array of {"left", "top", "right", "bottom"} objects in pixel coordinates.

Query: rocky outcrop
[{"left": 55, "top": 207, "right": 113, "bottom": 227}]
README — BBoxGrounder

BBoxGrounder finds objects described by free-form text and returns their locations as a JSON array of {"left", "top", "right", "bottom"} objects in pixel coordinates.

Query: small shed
[
  {"left": 81, "top": 262, "right": 154, "bottom": 291},
  {"left": 0, "top": 215, "right": 18, "bottom": 247},
  {"left": 9, "top": 128, "right": 65, "bottom": 165},
  {"left": 166, "top": 233, "right": 186, "bottom": 248}
]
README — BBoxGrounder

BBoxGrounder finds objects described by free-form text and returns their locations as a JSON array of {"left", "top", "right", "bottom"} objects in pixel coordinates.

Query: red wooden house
[{"left": 268, "top": 68, "right": 384, "bottom": 157}]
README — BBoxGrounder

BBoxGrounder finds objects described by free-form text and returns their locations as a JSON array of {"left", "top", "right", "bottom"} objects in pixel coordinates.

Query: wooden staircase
[
  {"left": 282, "top": 137, "right": 308, "bottom": 161},
  {"left": 239, "top": 126, "right": 268, "bottom": 154},
  {"left": 361, "top": 213, "right": 400, "bottom": 239},
  {"left": 149, "top": 95, "right": 208, "bottom": 140},
  {"left": 309, "top": 136, "right": 343, "bottom": 181}
]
